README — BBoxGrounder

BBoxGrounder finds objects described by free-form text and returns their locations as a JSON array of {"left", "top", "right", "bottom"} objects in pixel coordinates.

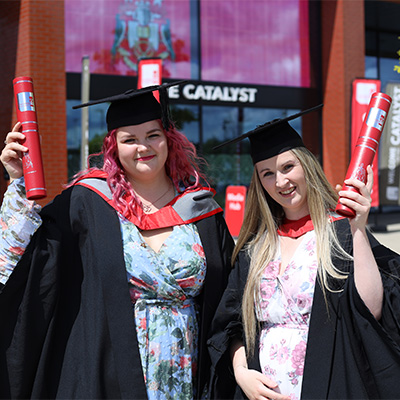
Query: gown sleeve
[
  {"left": 342, "top": 234, "right": 400, "bottom": 398},
  {"left": 0, "top": 178, "right": 42, "bottom": 285},
  {"left": 365, "top": 231, "right": 400, "bottom": 343},
  {"left": 207, "top": 250, "right": 250, "bottom": 399},
  {"left": 302, "top": 220, "right": 400, "bottom": 399}
]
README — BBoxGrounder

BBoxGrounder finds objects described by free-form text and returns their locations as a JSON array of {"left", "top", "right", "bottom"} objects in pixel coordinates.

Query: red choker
[
  {"left": 277, "top": 214, "right": 314, "bottom": 238},
  {"left": 277, "top": 212, "right": 345, "bottom": 238}
]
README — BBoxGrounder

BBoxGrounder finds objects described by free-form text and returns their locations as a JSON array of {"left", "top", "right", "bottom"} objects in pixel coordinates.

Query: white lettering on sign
[
  {"left": 227, "top": 192, "right": 245, "bottom": 202},
  {"left": 229, "top": 202, "right": 242, "bottom": 211},
  {"left": 168, "top": 85, "right": 180, "bottom": 99},
  {"left": 180, "top": 84, "right": 257, "bottom": 104},
  {"left": 387, "top": 147, "right": 400, "bottom": 184},
  {"left": 390, "top": 86, "right": 400, "bottom": 146}
]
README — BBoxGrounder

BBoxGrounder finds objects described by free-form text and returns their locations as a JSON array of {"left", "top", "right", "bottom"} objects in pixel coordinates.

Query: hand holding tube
[
  {"left": 338, "top": 165, "right": 373, "bottom": 230},
  {"left": 1, "top": 122, "right": 27, "bottom": 180},
  {"left": 335, "top": 92, "right": 392, "bottom": 218}
]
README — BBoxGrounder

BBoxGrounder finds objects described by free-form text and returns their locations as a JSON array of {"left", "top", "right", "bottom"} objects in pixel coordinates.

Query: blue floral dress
[
  {"left": 120, "top": 216, "right": 207, "bottom": 399},
  {"left": 257, "top": 231, "right": 318, "bottom": 400},
  {"left": 0, "top": 178, "right": 207, "bottom": 400}
]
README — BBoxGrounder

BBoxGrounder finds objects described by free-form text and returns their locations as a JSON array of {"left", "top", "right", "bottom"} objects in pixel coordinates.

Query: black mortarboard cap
[
  {"left": 72, "top": 81, "right": 186, "bottom": 131},
  {"left": 214, "top": 104, "right": 323, "bottom": 164}
]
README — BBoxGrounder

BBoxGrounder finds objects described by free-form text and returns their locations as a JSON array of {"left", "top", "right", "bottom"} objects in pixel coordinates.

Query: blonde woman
[{"left": 208, "top": 107, "right": 400, "bottom": 400}]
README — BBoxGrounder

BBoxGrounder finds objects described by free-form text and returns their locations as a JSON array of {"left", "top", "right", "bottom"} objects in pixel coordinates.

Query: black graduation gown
[
  {"left": 0, "top": 183, "right": 235, "bottom": 399},
  {"left": 208, "top": 218, "right": 400, "bottom": 399}
]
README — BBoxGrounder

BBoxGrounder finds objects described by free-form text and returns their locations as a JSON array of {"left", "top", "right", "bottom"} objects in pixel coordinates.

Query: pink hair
[{"left": 70, "top": 120, "right": 208, "bottom": 218}]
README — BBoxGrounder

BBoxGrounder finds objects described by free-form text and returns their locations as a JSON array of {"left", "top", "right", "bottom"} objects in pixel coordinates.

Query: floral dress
[
  {"left": 0, "top": 179, "right": 207, "bottom": 400},
  {"left": 120, "top": 216, "right": 207, "bottom": 400},
  {"left": 257, "top": 230, "right": 318, "bottom": 400}
]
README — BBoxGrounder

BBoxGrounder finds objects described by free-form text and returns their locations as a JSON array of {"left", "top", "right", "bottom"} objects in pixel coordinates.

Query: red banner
[
  {"left": 225, "top": 185, "right": 247, "bottom": 237},
  {"left": 351, "top": 79, "right": 381, "bottom": 207}
]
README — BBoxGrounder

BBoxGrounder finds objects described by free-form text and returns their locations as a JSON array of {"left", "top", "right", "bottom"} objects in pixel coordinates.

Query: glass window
[
  {"left": 365, "top": 55, "right": 378, "bottom": 79},
  {"left": 170, "top": 104, "right": 200, "bottom": 146},
  {"left": 67, "top": 100, "right": 108, "bottom": 178},
  {"left": 200, "top": 0, "right": 311, "bottom": 87},
  {"left": 365, "top": 1, "right": 400, "bottom": 92},
  {"left": 242, "top": 108, "right": 302, "bottom": 136},
  {"left": 379, "top": 57, "right": 400, "bottom": 91},
  {"left": 201, "top": 106, "right": 239, "bottom": 203},
  {"left": 202, "top": 106, "right": 239, "bottom": 145}
]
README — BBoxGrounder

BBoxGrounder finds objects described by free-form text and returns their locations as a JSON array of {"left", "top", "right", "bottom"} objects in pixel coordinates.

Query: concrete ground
[{"left": 368, "top": 211, "right": 400, "bottom": 253}]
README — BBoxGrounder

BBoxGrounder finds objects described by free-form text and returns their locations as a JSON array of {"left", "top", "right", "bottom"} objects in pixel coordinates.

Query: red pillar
[
  {"left": 0, "top": 0, "right": 67, "bottom": 204},
  {"left": 320, "top": 0, "right": 365, "bottom": 187}
]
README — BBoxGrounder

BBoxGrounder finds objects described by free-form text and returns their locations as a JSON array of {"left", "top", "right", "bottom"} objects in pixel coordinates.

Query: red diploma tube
[
  {"left": 335, "top": 92, "right": 392, "bottom": 218},
  {"left": 13, "top": 77, "right": 47, "bottom": 199}
]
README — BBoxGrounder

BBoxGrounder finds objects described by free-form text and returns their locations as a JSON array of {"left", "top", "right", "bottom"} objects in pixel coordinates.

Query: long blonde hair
[{"left": 235, "top": 147, "right": 352, "bottom": 356}]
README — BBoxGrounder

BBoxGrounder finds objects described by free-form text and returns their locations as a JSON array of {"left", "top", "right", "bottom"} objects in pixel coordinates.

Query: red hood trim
[{"left": 74, "top": 171, "right": 222, "bottom": 229}]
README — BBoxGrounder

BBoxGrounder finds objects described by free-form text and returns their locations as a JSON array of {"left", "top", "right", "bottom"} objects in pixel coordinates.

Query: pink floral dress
[{"left": 257, "top": 230, "right": 318, "bottom": 400}]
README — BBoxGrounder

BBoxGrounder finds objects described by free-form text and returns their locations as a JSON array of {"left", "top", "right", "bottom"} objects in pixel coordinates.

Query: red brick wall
[
  {"left": 0, "top": 0, "right": 67, "bottom": 205},
  {"left": 0, "top": 1, "right": 20, "bottom": 198},
  {"left": 320, "top": 0, "right": 365, "bottom": 187}
]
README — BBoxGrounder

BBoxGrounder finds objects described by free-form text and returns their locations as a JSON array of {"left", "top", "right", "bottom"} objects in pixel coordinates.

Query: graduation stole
[
  {"left": 74, "top": 170, "right": 223, "bottom": 230},
  {"left": 277, "top": 213, "right": 345, "bottom": 238}
]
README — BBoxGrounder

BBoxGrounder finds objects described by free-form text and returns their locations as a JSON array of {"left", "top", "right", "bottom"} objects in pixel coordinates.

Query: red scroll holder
[
  {"left": 335, "top": 92, "right": 392, "bottom": 218},
  {"left": 13, "top": 76, "right": 47, "bottom": 199}
]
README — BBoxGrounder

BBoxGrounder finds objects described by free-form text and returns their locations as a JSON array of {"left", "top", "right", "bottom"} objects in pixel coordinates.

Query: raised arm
[
  {"left": 0, "top": 123, "right": 42, "bottom": 285},
  {"left": 338, "top": 165, "right": 383, "bottom": 319}
]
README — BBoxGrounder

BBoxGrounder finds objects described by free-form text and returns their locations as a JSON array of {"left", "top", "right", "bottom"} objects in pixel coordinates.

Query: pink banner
[
  {"left": 200, "top": 0, "right": 310, "bottom": 87},
  {"left": 65, "top": 0, "right": 311, "bottom": 88},
  {"left": 65, "top": 0, "right": 192, "bottom": 78}
]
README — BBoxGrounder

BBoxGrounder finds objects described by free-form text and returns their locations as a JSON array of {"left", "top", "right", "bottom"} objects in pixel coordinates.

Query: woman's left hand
[{"left": 338, "top": 165, "right": 373, "bottom": 232}]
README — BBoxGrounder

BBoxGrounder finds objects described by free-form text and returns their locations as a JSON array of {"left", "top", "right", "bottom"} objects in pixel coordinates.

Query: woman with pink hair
[{"left": 0, "top": 82, "right": 234, "bottom": 400}]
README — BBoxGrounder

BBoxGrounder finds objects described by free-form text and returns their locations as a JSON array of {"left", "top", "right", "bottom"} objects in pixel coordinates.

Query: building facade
[{"left": 0, "top": 0, "right": 398, "bottom": 207}]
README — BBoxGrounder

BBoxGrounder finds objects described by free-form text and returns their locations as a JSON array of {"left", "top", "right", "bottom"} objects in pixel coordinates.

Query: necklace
[{"left": 139, "top": 185, "right": 172, "bottom": 213}]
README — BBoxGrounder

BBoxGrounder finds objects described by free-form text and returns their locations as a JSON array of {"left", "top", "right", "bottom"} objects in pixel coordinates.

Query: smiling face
[
  {"left": 256, "top": 150, "right": 309, "bottom": 220},
  {"left": 116, "top": 120, "right": 169, "bottom": 185}
]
